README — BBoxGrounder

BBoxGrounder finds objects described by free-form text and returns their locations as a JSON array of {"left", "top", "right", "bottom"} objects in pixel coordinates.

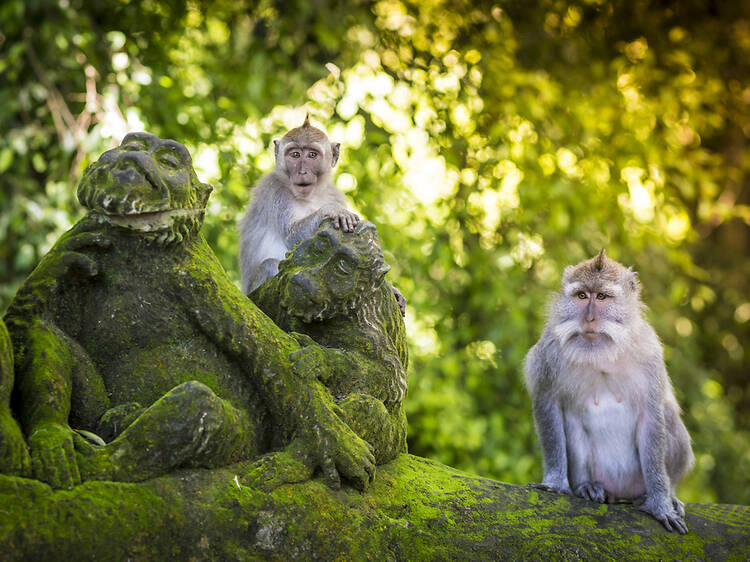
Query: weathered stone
[
  {"left": 2, "top": 133, "right": 384, "bottom": 491},
  {"left": 0, "top": 455, "right": 748, "bottom": 560}
]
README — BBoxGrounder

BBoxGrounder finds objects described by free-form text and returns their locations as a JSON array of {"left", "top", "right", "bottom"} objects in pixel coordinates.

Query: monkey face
[
  {"left": 277, "top": 221, "right": 389, "bottom": 322},
  {"left": 273, "top": 117, "right": 340, "bottom": 199},
  {"left": 552, "top": 251, "right": 640, "bottom": 365},
  {"left": 282, "top": 142, "right": 331, "bottom": 198},
  {"left": 77, "top": 132, "right": 212, "bottom": 242}
]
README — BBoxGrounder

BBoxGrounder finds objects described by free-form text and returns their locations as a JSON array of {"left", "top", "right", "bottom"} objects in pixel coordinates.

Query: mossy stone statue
[{"left": 2, "top": 132, "right": 402, "bottom": 491}]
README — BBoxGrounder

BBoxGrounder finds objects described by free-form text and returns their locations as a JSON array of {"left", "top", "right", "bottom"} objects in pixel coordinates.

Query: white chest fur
[{"left": 563, "top": 361, "right": 647, "bottom": 498}]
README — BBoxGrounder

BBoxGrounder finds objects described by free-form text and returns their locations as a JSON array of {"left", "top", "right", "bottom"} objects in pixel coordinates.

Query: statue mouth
[{"left": 93, "top": 208, "right": 201, "bottom": 233}]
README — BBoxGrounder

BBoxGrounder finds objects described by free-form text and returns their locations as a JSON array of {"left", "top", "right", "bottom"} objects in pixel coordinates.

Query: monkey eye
[
  {"left": 289, "top": 151, "right": 301, "bottom": 158},
  {"left": 596, "top": 293, "right": 609, "bottom": 300},
  {"left": 577, "top": 292, "right": 588, "bottom": 300},
  {"left": 308, "top": 151, "right": 318, "bottom": 158}
]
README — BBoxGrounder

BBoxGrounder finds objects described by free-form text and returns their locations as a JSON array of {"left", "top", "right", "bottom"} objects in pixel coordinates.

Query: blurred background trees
[{"left": 1, "top": 0, "right": 748, "bottom": 503}]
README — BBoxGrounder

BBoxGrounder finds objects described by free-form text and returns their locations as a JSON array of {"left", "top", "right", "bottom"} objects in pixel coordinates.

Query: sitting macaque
[
  {"left": 524, "top": 250, "right": 694, "bottom": 533},
  {"left": 239, "top": 115, "right": 360, "bottom": 294}
]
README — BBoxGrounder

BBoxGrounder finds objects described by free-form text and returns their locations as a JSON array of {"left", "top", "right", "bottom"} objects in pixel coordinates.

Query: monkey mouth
[{"left": 582, "top": 331, "right": 602, "bottom": 342}]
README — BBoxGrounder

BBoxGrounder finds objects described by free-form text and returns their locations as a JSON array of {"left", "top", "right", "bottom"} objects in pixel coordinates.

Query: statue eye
[
  {"left": 335, "top": 258, "right": 352, "bottom": 275},
  {"left": 577, "top": 292, "right": 588, "bottom": 300},
  {"left": 596, "top": 293, "right": 608, "bottom": 300},
  {"left": 159, "top": 154, "right": 180, "bottom": 167},
  {"left": 123, "top": 142, "right": 143, "bottom": 152}
]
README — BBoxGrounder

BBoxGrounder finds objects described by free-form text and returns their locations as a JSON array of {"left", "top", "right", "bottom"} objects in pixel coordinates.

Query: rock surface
[{"left": 1, "top": 453, "right": 748, "bottom": 560}]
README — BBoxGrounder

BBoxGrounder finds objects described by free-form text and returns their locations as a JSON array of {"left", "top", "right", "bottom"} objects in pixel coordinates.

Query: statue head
[
  {"left": 276, "top": 220, "right": 391, "bottom": 322},
  {"left": 77, "top": 132, "right": 212, "bottom": 244}
]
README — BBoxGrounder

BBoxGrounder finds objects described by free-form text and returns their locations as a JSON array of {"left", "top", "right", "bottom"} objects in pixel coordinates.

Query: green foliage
[{"left": 1, "top": 0, "right": 748, "bottom": 503}]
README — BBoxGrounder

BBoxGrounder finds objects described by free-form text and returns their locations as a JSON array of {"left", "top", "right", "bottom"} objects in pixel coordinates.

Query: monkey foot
[{"left": 574, "top": 481, "right": 606, "bottom": 503}]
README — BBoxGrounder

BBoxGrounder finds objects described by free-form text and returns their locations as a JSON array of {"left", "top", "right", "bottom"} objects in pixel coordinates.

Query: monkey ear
[
  {"left": 273, "top": 139, "right": 280, "bottom": 162},
  {"left": 627, "top": 268, "right": 641, "bottom": 294},
  {"left": 331, "top": 142, "right": 341, "bottom": 167}
]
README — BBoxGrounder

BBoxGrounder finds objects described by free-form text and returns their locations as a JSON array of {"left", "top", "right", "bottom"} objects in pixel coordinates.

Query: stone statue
[
  {"left": 2, "top": 132, "right": 405, "bottom": 490},
  {"left": 245, "top": 220, "right": 408, "bottom": 487},
  {"left": 0, "top": 318, "right": 30, "bottom": 477}
]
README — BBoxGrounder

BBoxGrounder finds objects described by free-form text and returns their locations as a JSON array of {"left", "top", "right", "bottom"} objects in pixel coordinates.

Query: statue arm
[{"left": 178, "top": 237, "right": 377, "bottom": 490}]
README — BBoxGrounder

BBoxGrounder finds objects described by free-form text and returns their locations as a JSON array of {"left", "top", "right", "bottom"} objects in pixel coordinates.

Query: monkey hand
[
  {"left": 573, "top": 481, "right": 606, "bottom": 503},
  {"left": 325, "top": 207, "right": 360, "bottom": 233},
  {"left": 638, "top": 495, "right": 689, "bottom": 534},
  {"left": 27, "top": 422, "right": 81, "bottom": 489}
]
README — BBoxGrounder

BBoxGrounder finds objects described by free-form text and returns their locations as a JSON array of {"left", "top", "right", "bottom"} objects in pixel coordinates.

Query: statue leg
[{"left": 75, "top": 380, "right": 258, "bottom": 483}]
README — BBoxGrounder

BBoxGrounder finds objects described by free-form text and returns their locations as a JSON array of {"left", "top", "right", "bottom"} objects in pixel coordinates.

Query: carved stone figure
[
  {"left": 251, "top": 219, "right": 408, "bottom": 465},
  {"left": 0, "top": 318, "right": 30, "bottom": 477},
  {"left": 2, "top": 132, "right": 397, "bottom": 490}
]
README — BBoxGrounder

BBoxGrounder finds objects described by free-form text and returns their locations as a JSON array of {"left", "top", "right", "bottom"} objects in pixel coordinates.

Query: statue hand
[
  {"left": 289, "top": 344, "right": 329, "bottom": 382},
  {"left": 297, "top": 415, "right": 376, "bottom": 492},
  {"left": 0, "top": 409, "right": 31, "bottom": 477},
  {"left": 28, "top": 422, "right": 81, "bottom": 489}
]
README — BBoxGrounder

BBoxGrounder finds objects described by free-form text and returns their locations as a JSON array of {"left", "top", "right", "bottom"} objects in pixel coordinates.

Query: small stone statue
[
  {"left": 248, "top": 220, "right": 408, "bottom": 485},
  {"left": 2, "top": 133, "right": 404, "bottom": 490}
]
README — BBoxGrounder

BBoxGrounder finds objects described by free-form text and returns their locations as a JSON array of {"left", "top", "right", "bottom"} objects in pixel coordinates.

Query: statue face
[
  {"left": 278, "top": 221, "right": 390, "bottom": 322},
  {"left": 77, "top": 132, "right": 212, "bottom": 242}
]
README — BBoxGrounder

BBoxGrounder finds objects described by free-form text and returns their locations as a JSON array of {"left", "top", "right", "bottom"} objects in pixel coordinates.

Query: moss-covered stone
[
  {"left": 0, "top": 454, "right": 748, "bottom": 560},
  {"left": 2, "top": 133, "right": 379, "bottom": 491}
]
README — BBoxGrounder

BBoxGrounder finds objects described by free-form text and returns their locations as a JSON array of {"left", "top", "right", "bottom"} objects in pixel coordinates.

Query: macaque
[
  {"left": 239, "top": 115, "right": 360, "bottom": 294},
  {"left": 524, "top": 249, "right": 694, "bottom": 533}
]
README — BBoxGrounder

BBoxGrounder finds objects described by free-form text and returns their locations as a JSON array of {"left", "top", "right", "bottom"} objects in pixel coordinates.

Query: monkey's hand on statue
[
  {"left": 27, "top": 422, "right": 81, "bottom": 489},
  {"left": 329, "top": 208, "right": 360, "bottom": 233},
  {"left": 574, "top": 481, "right": 606, "bottom": 503},
  {"left": 638, "top": 494, "right": 689, "bottom": 534},
  {"left": 295, "top": 413, "right": 376, "bottom": 491}
]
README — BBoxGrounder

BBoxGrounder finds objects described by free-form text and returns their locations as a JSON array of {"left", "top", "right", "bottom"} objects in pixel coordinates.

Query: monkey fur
[
  {"left": 239, "top": 115, "right": 360, "bottom": 294},
  {"left": 524, "top": 249, "right": 694, "bottom": 534}
]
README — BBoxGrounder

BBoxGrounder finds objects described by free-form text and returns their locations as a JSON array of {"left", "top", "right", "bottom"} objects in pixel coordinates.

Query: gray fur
[
  {"left": 524, "top": 251, "right": 694, "bottom": 533},
  {"left": 239, "top": 123, "right": 358, "bottom": 295}
]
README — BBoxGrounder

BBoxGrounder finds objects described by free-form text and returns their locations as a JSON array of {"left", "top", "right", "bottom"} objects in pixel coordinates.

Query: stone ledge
[{"left": 1, "top": 454, "right": 748, "bottom": 560}]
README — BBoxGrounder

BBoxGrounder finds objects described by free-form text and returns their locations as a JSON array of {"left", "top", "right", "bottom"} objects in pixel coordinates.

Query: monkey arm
[
  {"left": 178, "top": 237, "right": 377, "bottom": 490},
  {"left": 531, "top": 394, "right": 571, "bottom": 494},
  {"left": 635, "top": 373, "right": 688, "bottom": 533},
  {"left": 525, "top": 343, "right": 571, "bottom": 494}
]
